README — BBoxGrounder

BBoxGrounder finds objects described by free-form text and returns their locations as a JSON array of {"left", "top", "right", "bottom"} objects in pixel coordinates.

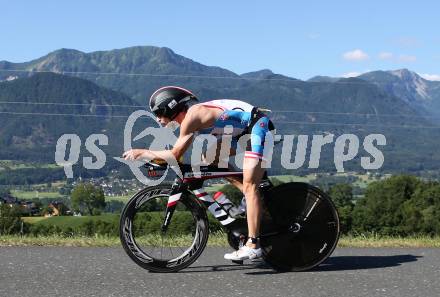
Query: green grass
[
  {"left": 271, "top": 174, "right": 316, "bottom": 183},
  {"left": 11, "top": 190, "right": 64, "bottom": 200},
  {"left": 0, "top": 232, "right": 228, "bottom": 247},
  {"left": 1, "top": 234, "right": 440, "bottom": 248},
  {"left": 10, "top": 190, "right": 132, "bottom": 203},
  {"left": 0, "top": 160, "right": 60, "bottom": 170},
  {"left": 49, "top": 181, "right": 67, "bottom": 187},
  {"left": 30, "top": 214, "right": 120, "bottom": 228},
  {"left": 204, "top": 184, "right": 226, "bottom": 193},
  {"left": 21, "top": 214, "right": 120, "bottom": 229},
  {"left": 339, "top": 235, "right": 440, "bottom": 248},
  {"left": 105, "top": 194, "right": 133, "bottom": 203},
  {"left": 22, "top": 217, "right": 48, "bottom": 224},
  {"left": 0, "top": 235, "right": 121, "bottom": 247}
]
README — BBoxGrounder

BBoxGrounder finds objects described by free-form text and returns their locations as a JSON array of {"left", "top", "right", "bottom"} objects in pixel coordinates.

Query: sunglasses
[{"left": 153, "top": 108, "right": 167, "bottom": 117}]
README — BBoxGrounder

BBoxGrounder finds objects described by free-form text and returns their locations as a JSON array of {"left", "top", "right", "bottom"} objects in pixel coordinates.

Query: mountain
[
  {"left": 1, "top": 47, "right": 438, "bottom": 115},
  {"left": 0, "top": 72, "right": 139, "bottom": 162},
  {"left": 307, "top": 76, "right": 339, "bottom": 83},
  {"left": 0, "top": 47, "right": 239, "bottom": 103},
  {"left": 240, "top": 69, "right": 297, "bottom": 81},
  {"left": 1, "top": 47, "right": 440, "bottom": 174},
  {"left": 359, "top": 69, "right": 440, "bottom": 119}
]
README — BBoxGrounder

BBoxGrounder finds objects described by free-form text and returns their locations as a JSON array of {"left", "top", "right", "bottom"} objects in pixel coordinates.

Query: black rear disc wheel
[{"left": 261, "top": 182, "right": 340, "bottom": 272}]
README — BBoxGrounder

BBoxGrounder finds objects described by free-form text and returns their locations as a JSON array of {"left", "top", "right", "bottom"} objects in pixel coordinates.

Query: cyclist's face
[{"left": 156, "top": 115, "right": 171, "bottom": 127}]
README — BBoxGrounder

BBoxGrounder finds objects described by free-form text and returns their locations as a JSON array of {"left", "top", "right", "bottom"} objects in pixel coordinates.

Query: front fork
[
  {"left": 161, "top": 179, "right": 186, "bottom": 232},
  {"left": 161, "top": 192, "right": 182, "bottom": 232}
]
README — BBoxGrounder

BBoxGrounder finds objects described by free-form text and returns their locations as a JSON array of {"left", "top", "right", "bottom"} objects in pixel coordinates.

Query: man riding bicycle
[{"left": 123, "top": 86, "right": 275, "bottom": 261}]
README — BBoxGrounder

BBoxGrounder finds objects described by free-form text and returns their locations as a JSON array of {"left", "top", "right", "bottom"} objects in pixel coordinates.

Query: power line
[
  {"left": 277, "top": 121, "right": 440, "bottom": 129},
  {"left": 1, "top": 110, "right": 439, "bottom": 129},
  {"left": 0, "top": 100, "right": 436, "bottom": 119},
  {"left": 0, "top": 111, "right": 130, "bottom": 118},
  {"left": 0, "top": 100, "right": 144, "bottom": 108},
  {"left": 0, "top": 68, "right": 390, "bottom": 85},
  {"left": 2, "top": 69, "right": 296, "bottom": 81},
  {"left": 271, "top": 110, "right": 433, "bottom": 119}
]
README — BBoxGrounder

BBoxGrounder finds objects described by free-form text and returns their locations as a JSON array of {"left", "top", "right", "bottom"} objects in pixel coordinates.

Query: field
[
  {"left": 0, "top": 160, "right": 60, "bottom": 170},
  {"left": 11, "top": 190, "right": 132, "bottom": 204},
  {"left": 271, "top": 174, "right": 316, "bottom": 183},
  {"left": 105, "top": 194, "right": 133, "bottom": 203},
  {"left": 11, "top": 190, "right": 65, "bottom": 200},
  {"left": 5, "top": 172, "right": 382, "bottom": 205},
  {"left": 22, "top": 214, "right": 119, "bottom": 228}
]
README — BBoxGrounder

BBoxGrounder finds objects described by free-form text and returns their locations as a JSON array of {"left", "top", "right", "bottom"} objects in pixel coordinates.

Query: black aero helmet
[{"left": 149, "top": 86, "right": 198, "bottom": 119}]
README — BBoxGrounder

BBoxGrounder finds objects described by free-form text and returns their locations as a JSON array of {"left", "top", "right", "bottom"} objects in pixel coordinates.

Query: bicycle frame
[{"left": 144, "top": 162, "right": 273, "bottom": 233}]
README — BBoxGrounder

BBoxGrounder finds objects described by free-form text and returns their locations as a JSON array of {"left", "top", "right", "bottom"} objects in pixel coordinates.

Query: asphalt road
[{"left": 0, "top": 246, "right": 439, "bottom": 297}]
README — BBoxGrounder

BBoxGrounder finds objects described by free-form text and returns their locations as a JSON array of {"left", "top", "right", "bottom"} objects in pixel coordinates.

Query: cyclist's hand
[{"left": 122, "top": 149, "right": 149, "bottom": 161}]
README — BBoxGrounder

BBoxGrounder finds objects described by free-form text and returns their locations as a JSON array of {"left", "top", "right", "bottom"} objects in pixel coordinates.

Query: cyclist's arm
[{"left": 124, "top": 108, "right": 202, "bottom": 162}]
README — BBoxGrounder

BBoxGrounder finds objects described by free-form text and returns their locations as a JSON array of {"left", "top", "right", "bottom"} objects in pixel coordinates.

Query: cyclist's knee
[{"left": 242, "top": 181, "right": 258, "bottom": 197}]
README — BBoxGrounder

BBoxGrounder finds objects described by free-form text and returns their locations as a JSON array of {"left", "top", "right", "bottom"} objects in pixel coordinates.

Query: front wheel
[
  {"left": 119, "top": 183, "right": 209, "bottom": 272},
  {"left": 261, "top": 182, "right": 340, "bottom": 272}
]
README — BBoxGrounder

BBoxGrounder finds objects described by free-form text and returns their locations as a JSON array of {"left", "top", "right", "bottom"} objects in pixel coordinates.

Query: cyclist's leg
[
  {"left": 224, "top": 120, "right": 270, "bottom": 260},
  {"left": 243, "top": 116, "right": 273, "bottom": 247},
  {"left": 242, "top": 157, "right": 265, "bottom": 248},
  {"left": 243, "top": 117, "right": 272, "bottom": 248},
  {"left": 224, "top": 118, "right": 274, "bottom": 260}
]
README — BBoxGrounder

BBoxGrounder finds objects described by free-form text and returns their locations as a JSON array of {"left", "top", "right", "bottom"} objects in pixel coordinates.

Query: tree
[
  {"left": 352, "top": 175, "right": 420, "bottom": 235},
  {"left": 402, "top": 181, "right": 440, "bottom": 235},
  {"left": 31, "top": 198, "right": 43, "bottom": 215},
  {"left": 57, "top": 203, "right": 69, "bottom": 216},
  {"left": 328, "top": 184, "right": 354, "bottom": 234},
  {"left": 104, "top": 200, "right": 125, "bottom": 213},
  {"left": 0, "top": 204, "right": 23, "bottom": 235},
  {"left": 328, "top": 184, "right": 354, "bottom": 209},
  {"left": 71, "top": 183, "right": 106, "bottom": 215},
  {"left": 42, "top": 206, "right": 54, "bottom": 216},
  {"left": 0, "top": 187, "right": 12, "bottom": 198}
]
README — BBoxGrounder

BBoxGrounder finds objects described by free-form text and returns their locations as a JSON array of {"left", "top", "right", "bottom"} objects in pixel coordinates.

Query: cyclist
[{"left": 123, "top": 86, "right": 275, "bottom": 261}]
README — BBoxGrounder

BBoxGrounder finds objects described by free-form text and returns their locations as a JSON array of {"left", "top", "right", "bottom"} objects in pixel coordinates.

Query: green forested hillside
[
  {"left": 0, "top": 73, "right": 141, "bottom": 164},
  {"left": 1, "top": 47, "right": 440, "bottom": 175}
]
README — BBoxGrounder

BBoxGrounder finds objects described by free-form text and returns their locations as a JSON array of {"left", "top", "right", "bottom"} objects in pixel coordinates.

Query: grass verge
[
  {"left": 339, "top": 235, "right": 440, "bottom": 248},
  {"left": 0, "top": 232, "right": 228, "bottom": 247},
  {"left": 1, "top": 234, "right": 440, "bottom": 248}
]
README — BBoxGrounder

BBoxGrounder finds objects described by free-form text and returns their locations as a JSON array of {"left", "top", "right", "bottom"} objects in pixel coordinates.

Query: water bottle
[{"left": 213, "top": 192, "right": 245, "bottom": 218}]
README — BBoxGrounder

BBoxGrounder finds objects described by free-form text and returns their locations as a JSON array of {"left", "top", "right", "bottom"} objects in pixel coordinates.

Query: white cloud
[
  {"left": 420, "top": 73, "right": 440, "bottom": 81},
  {"left": 398, "top": 55, "right": 417, "bottom": 62},
  {"left": 342, "top": 49, "right": 369, "bottom": 61},
  {"left": 378, "top": 52, "right": 393, "bottom": 60},
  {"left": 341, "top": 71, "right": 363, "bottom": 78}
]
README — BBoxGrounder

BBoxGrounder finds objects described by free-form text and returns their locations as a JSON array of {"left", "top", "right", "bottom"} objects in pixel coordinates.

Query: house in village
[
  {"left": 20, "top": 201, "right": 40, "bottom": 216},
  {"left": 0, "top": 193, "right": 19, "bottom": 207},
  {"left": 45, "top": 201, "right": 69, "bottom": 217}
]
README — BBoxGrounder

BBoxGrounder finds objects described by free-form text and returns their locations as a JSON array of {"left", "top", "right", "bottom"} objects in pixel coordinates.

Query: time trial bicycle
[{"left": 119, "top": 161, "right": 340, "bottom": 272}]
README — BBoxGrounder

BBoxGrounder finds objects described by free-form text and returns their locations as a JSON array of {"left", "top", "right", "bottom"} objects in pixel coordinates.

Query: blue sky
[{"left": 1, "top": 0, "right": 439, "bottom": 80}]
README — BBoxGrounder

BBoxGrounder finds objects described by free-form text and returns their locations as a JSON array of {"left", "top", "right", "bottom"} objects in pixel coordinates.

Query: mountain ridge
[{"left": 1, "top": 47, "right": 440, "bottom": 173}]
